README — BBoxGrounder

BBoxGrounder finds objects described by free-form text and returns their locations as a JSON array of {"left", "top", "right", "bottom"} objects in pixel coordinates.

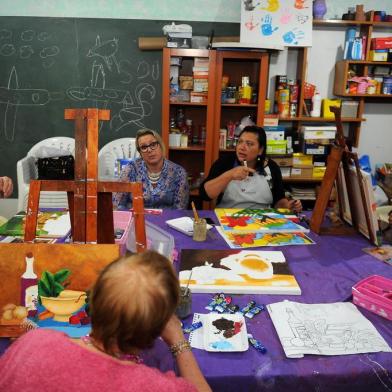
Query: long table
[{"left": 141, "top": 209, "right": 392, "bottom": 392}]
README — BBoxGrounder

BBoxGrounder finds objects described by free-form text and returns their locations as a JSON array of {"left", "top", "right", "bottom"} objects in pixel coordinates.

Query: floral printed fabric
[{"left": 113, "top": 158, "right": 189, "bottom": 210}]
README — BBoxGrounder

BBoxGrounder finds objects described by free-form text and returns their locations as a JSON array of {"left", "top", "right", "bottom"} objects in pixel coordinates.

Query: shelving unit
[{"left": 161, "top": 48, "right": 217, "bottom": 208}]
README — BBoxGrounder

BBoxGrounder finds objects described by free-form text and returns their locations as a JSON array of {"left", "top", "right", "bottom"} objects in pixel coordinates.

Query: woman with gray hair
[{"left": 114, "top": 129, "right": 189, "bottom": 209}]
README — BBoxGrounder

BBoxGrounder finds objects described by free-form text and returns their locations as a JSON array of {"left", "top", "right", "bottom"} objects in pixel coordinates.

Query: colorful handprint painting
[{"left": 241, "top": 0, "right": 312, "bottom": 47}]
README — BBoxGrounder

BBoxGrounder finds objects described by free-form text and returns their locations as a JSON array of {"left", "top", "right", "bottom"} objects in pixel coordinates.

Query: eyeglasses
[{"left": 138, "top": 141, "right": 159, "bottom": 153}]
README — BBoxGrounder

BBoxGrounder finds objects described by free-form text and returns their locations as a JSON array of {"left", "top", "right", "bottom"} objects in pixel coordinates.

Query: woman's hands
[
  {"left": 0, "top": 176, "right": 13, "bottom": 198},
  {"left": 288, "top": 198, "right": 302, "bottom": 213},
  {"left": 161, "top": 314, "right": 185, "bottom": 347},
  {"left": 229, "top": 166, "right": 255, "bottom": 181}
]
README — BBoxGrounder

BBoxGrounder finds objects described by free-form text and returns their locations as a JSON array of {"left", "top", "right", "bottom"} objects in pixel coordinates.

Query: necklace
[
  {"left": 81, "top": 335, "right": 143, "bottom": 364},
  {"left": 147, "top": 170, "right": 162, "bottom": 185}
]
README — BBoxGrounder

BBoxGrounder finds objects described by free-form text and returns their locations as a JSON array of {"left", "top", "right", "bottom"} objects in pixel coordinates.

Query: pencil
[{"left": 191, "top": 201, "right": 199, "bottom": 221}]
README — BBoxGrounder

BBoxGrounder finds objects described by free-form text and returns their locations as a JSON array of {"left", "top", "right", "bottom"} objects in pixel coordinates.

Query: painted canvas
[
  {"left": 0, "top": 210, "right": 71, "bottom": 238},
  {"left": 179, "top": 249, "right": 301, "bottom": 295},
  {"left": 363, "top": 246, "right": 392, "bottom": 266},
  {"left": 215, "top": 208, "right": 309, "bottom": 234},
  {"left": 216, "top": 226, "right": 314, "bottom": 248},
  {"left": 336, "top": 164, "right": 379, "bottom": 245},
  {"left": 240, "top": 0, "right": 313, "bottom": 47},
  {"left": 0, "top": 243, "right": 120, "bottom": 338}
]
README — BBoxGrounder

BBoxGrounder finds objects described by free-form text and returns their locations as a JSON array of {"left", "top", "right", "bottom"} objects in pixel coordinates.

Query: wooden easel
[
  {"left": 309, "top": 106, "right": 376, "bottom": 244},
  {"left": 24, "top": 108, "right": 147, "bottom": 252}
]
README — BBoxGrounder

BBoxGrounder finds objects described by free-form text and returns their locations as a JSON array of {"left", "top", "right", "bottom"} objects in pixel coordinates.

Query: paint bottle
[
  {"left": 311, "top": 91, "right": 321, "bottom": 117},
  {"left": 20, "top": 252, "right": 38, "bottom": 310}
]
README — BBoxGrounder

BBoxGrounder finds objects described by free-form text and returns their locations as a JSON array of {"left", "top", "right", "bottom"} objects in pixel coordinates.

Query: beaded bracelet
[{"left": 170, "top": 340, "right": 192, "bottom": 357}]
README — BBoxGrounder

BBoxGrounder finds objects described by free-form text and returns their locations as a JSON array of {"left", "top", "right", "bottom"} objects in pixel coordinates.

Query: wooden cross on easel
[
  {"left": 309, "top": 106, "right": 377, "bottom": 244},
  {"left": 24, "top": 108, "right": 147, "bottom": 252}
]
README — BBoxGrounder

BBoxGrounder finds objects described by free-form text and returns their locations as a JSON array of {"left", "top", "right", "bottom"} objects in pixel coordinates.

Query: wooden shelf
[
  {"left": 283, "top": 177, "right": 323, "bottom": 183},
  {"left": 170, "top": 102, "right": 208, "bottom": 106},
  {"left": 169, "top": 145, "right": 206, "bottom": 151},
  {"left": 336, "top": 93, "right": 392, "bottom": 98},
  {"left": 313, "top": 19, "right": 392, "bottom": 28},
  {"left": 279, "top": 116, "right": 365, "bottom": 122},
  {"left": 340, "top": 60, "right": 392, "bottom": 66},
  {"left": 221, "top": 103, "right": 258, "bottom": 108}
]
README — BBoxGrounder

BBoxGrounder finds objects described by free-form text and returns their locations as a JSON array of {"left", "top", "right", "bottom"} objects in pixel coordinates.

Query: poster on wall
[{"left": 240, "top": 0, "right": 313, "bottom": 47}]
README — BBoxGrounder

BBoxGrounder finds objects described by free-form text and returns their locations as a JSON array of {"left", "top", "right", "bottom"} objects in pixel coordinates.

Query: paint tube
[{"left": 248, "top": 334, "right": 267, "bottom": 354}]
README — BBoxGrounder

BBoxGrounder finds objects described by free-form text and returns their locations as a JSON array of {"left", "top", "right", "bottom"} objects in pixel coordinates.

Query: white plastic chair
[
  {"left": 17, "top": 137, "right": 75, "bottom": 212},
  {"left": 98, "top": 138, "right": 139, "bottom": 179}
]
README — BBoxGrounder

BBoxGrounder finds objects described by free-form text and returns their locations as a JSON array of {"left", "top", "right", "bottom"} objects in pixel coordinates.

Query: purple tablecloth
[{"left": 144, "top": 209, "right": 392, "bottom": 392}]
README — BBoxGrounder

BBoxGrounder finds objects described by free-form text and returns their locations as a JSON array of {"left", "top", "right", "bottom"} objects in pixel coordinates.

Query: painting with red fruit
[{"left": 0, "top": 243, "right": 120, "bottom": 338}]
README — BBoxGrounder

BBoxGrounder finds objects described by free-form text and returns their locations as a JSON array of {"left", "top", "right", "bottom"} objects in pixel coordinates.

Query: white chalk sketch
[
  {"left": 67, "top": 35, "right": 158, "bottom": 133},
  {"left": 19, "top": 45, "right": 34, "bottom": 59},
  {"left": 0, "top": 44, "right": 15, "bottom": 56},
  {"left": 267, "top": 301, "right": 391, "bottom": 358},
  {"left": 37, "top": 31, "right": 52, "bottom": 41},
  {"left": 0, "top": 29, "right": 12, "bottom": 40},
  {"left": 87, "top": 35, "right": 120, "bottom": 73},
  {"left": 21, "top": 30, "right": 35, "bottom": 41},
  {"left": 0, "top": 66, "right": 53, "bottom": 142}
]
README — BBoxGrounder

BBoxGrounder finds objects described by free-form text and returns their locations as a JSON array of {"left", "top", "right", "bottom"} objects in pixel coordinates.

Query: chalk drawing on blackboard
[
  {"left": 37, "top": 32, "right": 52, "bottom": 41},
  {"left": 0, "top": 66, "right": 54, "bottom": 142},
  {"left": 40, "top": 46, "right": 60, "bottom": 58},
  {"left": 137, "top": 61, "right": 150, "bottom": 79},
  {"left": 0, "top": 29, "right": 12, "bottom": 40},
  {"left": 0, "top": 44, "right": 15, "bottom": 57},
  {"left": 21, "top": 30, "right": 35, "bottom": 42},
  {"left": 87, "top": 35, "right": 119, "bottom": 74},
  {"left": 111, "top": 82, "right": 156, "bottom": 132},
  {"left": 19, "top": 46, "right": 34, "bottom": 59}
]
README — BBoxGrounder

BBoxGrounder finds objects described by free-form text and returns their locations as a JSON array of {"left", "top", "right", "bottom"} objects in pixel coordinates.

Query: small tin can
[
  {"left": 176, "top": 286, "right": 192, "bottom": 319},
  {"left": 193, "top": 218, "right": 207, "bottom": 242}
]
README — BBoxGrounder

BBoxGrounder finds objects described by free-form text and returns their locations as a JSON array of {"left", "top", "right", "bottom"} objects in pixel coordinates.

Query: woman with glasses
[
  {"left": 114, "top": 129, "right": 189, "bottom": 209},
  {"left": 199, "top": 126, "right": 302, "bottom": 212}
]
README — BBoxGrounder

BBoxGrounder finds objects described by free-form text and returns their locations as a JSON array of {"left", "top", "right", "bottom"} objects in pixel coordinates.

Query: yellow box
[
  {"left": 370, "top": 50, "right": 388, "bottom": 62},
  {"left": 266, "top": 140, "right": 287, "bottom": 155},
  {"left": 293, "top": 153, "right": 313, "bottom": 167},
  {"left": 313, "top": 166, "right": 326, "bottom": 178},
  {"left": 322, "top": 99, "right": 341, "bottom": 119}
]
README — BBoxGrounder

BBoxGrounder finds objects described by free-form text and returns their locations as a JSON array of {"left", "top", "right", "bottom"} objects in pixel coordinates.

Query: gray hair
[{"left": 135, "top": 128, "right": 166, "bottom": 155}]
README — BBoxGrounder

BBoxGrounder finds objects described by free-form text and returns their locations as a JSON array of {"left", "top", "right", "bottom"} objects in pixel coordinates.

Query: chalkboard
[{"left": 0, "top": 16, "right": 238, "bottom": 197}]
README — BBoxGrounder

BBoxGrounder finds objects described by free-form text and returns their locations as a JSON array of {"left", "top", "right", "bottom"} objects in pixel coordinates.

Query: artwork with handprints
[
  {"left": 297, "top": 14, "right": 309, "bottom": 24},
  {"left": 294, "top": 0, "right": 309, "bottom": 9},
  {"left": 261, "top": 15, "right": 279, "bottom": 36},
  {"left": 243, "top": 0, "right": 260, "bottom": 11},
  {"left": 245, "top": 15, "right": 259, "bottom": 31},
  {"left": 260, "top": 0, "right": 280, "bottom": 12},
  {"left": 283, "top": 28, "right": 305, "bottom": 45},
  {"left": 280, "top": 8, "right": 293, "bottom": 24}
]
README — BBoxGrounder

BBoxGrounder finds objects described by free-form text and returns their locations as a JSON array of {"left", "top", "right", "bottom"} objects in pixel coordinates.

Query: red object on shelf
[{"left": 371, "top": 37, "right": 392, "bottom": 50}]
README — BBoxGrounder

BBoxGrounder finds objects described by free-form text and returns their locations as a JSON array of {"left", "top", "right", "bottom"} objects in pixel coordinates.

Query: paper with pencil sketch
[{"left": 267, "top": 300, "right": 391, "bottom": 358}]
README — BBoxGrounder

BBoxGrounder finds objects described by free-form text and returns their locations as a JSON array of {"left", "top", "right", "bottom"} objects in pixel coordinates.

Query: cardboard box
[
  {"left": 290, "top": 167, "right": 313, "bottom": 178},
  {"left": 264, "top": 126, "right": 285, "bottom": 141},
  {"left": 266, "top": 140, "right": 287, "bottom": 155},
  {"left": 371, "top": 37, "right": 392, "bottom": 50},
  {"left": 190, "top": 91, "right": 207, "bottom": 103},
  {"left": 271, "top": 155, "right": 293, "bottom": 167},
  {"left": 303, "top": 143, "right": 329, "bottom": 155},
  {"left": 370, "top": 50, "right": 388, "bottom": 61},
  {"left": 322, "top": 99, "right": 341, "bottom": 119},
  {"left": 341, "top": 101, "right": 359, "bottom": 118},
  {"left": 300, "top": 125, "right": 336, "bottom": 140},
  {"left": 280, "top": 167, "right": 291, "bottom": 178},
  {"left": 293, "top": 153, "right": 313, "bottom": 167},
  {"left": 167, "top": 37, "right": 191, "bottom": 48},
  {"left": 179, "top": 76, "right": 193, "bottom": 90},
  {"left": 263, "top": 114, "right": 279, "bottom": 126},
  {"left": 193, "top": 79, "right": 208, "bottom": 92},
  {"left": 313, "top": 166, "right": 327, "bottom": 178}
]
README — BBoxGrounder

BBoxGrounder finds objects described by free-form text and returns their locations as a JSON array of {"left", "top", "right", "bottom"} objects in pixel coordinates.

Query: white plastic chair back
[
  {"left": 17, "top": 137, "right": 75, "bottom": 212},
  {"left": 98, "top": 138, "right": 139, "bottom": 179}
]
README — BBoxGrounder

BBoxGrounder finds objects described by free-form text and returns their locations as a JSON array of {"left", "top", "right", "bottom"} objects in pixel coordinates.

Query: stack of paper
[{"left": 267, "top": 300, "right": 391, "bottom": 358}]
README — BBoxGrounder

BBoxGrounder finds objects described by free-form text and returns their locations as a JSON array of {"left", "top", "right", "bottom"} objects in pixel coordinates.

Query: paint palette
[{"left": 204, "top": 313, "right": 249, "bottom": 352}]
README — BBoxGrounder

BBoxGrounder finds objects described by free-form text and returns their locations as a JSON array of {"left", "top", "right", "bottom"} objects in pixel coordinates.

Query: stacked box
[{"left": 300, "top": 125, "right": 335, "bottom": 156}]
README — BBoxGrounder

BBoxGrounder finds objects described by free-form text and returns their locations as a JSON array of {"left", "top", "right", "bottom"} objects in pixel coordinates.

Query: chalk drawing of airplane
[{"left": 0, "top": 66, "right": 51, "bottom": 141}]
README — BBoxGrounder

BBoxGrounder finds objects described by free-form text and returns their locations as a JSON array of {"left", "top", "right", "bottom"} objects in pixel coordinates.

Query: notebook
[{"left": 166, "top": 217, "right": 213, "bottom": 236}]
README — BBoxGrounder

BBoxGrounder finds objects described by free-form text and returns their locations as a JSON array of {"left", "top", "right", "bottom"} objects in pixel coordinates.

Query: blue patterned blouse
[{"left": 113, "top": 158, "right": 189, "bottom": 210}]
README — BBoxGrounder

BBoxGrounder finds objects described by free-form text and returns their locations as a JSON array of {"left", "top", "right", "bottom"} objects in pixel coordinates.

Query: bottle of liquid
[
  {"left": 20, "top": 252, "right": 38, "bottom": 310},
  {"left": 176, "top": 108, "right": 185, "bottom": 128},
  {"left": 311, "top": 91, "right": 321, "bottom": 117},
  {"left": 185, "top": 119, "right": 195, "bottom": 144},
  {"left": 192, "top": 172, "right": 205, "bottom": 189},
  {"left": 199, "top": 125, "right": 206, "bottom": 145},
  {"left": 240, "top": 76, "right": 252, "bottom": 104}
]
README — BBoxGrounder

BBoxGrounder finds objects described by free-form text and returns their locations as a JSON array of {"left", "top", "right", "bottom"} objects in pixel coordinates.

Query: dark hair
[
  {"left": 90, "top": 250, "right": 179, "bottom": 355},
  {"left": 238, "top": 125, "right": 267, "bottom": 174}
]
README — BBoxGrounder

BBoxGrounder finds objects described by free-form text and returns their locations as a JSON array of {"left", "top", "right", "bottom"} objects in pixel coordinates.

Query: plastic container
[
  {"left": 311, "top": 92, "right": 321, "bottom": 117},
  {"left": 382, "top": 77, "right": 392, "bottom": 95},
  {"left": 352, "top": 275, "right": 392, "bottom": 320},
  {"left": 113, "top": 210, "right": 133, "bottom": 255},
  {"left": 127, "top": 220, "right": 175, "bottom": 261}
]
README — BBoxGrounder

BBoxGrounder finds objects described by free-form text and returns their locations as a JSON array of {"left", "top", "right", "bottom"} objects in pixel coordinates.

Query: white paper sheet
[{"left": 267, "top": 300, "right": 391, "bottom": 358}]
